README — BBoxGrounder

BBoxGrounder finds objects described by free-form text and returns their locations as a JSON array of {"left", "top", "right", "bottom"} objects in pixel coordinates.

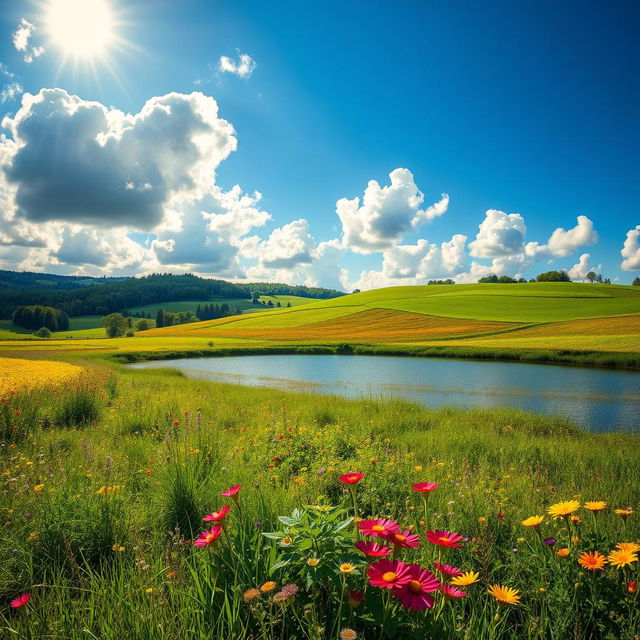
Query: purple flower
[{"left": 543, "top": 537, "right": 556, "bottom": 546}]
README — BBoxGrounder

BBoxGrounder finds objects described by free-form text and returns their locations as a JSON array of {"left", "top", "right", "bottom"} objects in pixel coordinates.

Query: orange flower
[
  {"left": 578, "top": 551, "right": 607, "bottom": 571},
  {"left": 556, "top": 548, "right": 570, "bottom": 558},
  {"left": 608, "top": 549, "right": 638, "bottom": 569}
]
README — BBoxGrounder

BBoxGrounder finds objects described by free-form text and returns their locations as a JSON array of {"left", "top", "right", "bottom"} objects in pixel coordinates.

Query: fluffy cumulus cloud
[
  {"left": 12, "top": 18, "right": 45, "bottom": 63},
  {"left": 533, "top": 215, "right": 598, "bottom": 258},
  {"left": 218, "top": 53, "right": 256, "bottom": 78},
  {"left": 337, "top": 168, "right": 449, "bottom": 253},
  {"left": 468, "top": 210, "right": 526, "bottom": 258},
  {"left": 620, "top": 225, "right": 640, "bottom": 271},
  {"left": 567, "top": 253, "right": 600, "bottom": 281}
]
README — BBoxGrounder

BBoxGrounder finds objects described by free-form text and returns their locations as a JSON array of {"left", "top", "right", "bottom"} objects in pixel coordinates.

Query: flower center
[
  {"left": 395, "top": 534, "right": 406, "bottom": 542},
  {"left": 382, "top": 571, "right": 397, "bottom": 582},
  {"left": 408, "top": 580, "right": 423, "bottom": 593},
  {"left": 438, "top": 536, "right": 450, "bottom": 543},
  {"left": 372, "top": 525, "right": 385, "bottom": 532}
]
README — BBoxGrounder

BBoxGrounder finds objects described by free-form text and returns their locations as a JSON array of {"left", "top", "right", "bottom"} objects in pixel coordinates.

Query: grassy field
[{"left": 0, "top": 357, "right": 638, "bottom": 639}]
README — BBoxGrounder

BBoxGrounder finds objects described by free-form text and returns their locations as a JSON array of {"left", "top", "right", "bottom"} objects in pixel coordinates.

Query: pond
[{"left": 129, "top": 355, "right": 640, "bottom": 432}]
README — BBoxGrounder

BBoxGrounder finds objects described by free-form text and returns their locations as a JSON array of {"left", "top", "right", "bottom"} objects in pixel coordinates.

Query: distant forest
[{"left": 0, "top": 271, "right": 344, "bottom": 319}]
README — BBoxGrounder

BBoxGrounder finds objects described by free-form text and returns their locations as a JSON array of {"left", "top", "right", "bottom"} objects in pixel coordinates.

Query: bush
[{"left": 34, "top": 327, "right": 52, "bottom": 338}]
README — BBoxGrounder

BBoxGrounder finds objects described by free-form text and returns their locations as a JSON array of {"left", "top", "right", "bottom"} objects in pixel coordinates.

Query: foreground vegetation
[{"left": 0, "top": 357, "right": 638, "bottom": 638}]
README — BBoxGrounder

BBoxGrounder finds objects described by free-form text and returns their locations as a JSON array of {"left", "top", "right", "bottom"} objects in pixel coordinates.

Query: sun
[{"left": 46, "top": 0, "right": 114, "bottom": 58}]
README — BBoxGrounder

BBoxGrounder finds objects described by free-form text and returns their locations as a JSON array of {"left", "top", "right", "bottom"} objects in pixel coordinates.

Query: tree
[
  {"left": 156, "top": 309, "right": 166, "bottom": 328},
  {"left": 478, "top": 274, "right": 499, "bottom": 283},
  {"left": 136, "top": 318, "right": 152, "bottom": 331},
  {"left": 536, "top": 270, "right": 571, "bottom": 282},
  {"left": 586, "top": 271, "right": 596, "bottom": 283},
  {"left": 633, "top": 277, "right": 640, "bottom": 286},
  {"left": 595, "top": 273, "right": 603, "bottom": 283},
  {"left": 267, "top": 300, "right": 274, "bottom": 307},
  {"left": 34, "top": 327, "right": 51, "bottom": 338},
  {"left": 103, "top": 313, "right": 127, "bottom": 338}
]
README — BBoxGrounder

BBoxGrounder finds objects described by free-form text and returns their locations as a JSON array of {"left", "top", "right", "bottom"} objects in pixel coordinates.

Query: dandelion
[
  {"left": 385, "top": 530, "right": 420, "bottom": 549},
  {"left": 614, "top": 507, "right": 633, "bottom": 519},
  {"left": 608, "top": 548, "right": 638, "bottom": 569},
  {"left": 578, "top": 551, "right": 607, "bottom": 571},
  {"left": 425, "top": 530, "right": 464, "bottom": 548},
  {"left": 392, "top": 564, "right": 440, "bottom": 611},
  {"left": 348, "top": 590, "right": 365, "bottom": 608},
  {"left": 10, "top": 593, "right": 30, "bottom": 608},
  {"left": 358, "top": 519, "right": 400, "bottom": 538},
  {"left": 33, "top": 484, "right": 44, "bottom": 493},
  {"left": 548, "top": 500, "right": 580, "bottom": 518},
  {"left": 260, "top": 581, "right": 277, "bottom": 593},
  {"left": 584, "top": 501, "right": 607, "bottom": 512},
  {"left": 339, "top": 563, "right": 356, "bottom": 574},
  {"left": 439, "top": 583, "right": 466, "bottom": 598},
  {"left": 556, "top": 548, "right": 570, "bottom": 558},
  {"left": 367, "top": 559, "right": 412, "bottom": 589},
  {"left": 243, "top": 588, "right": 261, "bottom": 603},
  {"left": 521, "top": 515, "right": 544, "bottom": 527},
  {"left": 488, "top": 585, "right": 520, "bottom": 606},
  {"left": 192, "top": 525, "right": 222, "bottom": 548},
  {"left": 340, "top": 629, "right": 358, "bottom": 640},
  {"left": 433, "top": 562, "right": 463, "bottom": 577},
  {"left": 340, "top": 473, "right": 364, "bottom": 484},
  {"left": 451, "top": 571, "right": 480, "bottom": 587},
  {"left": 203, "top": 505, "right": 230, "bottom": 522}
]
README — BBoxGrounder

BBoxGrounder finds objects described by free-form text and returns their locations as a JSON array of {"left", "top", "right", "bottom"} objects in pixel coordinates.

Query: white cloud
[
  {"left": 0, "top": 82, "right": 22, "bottom": 103},
  {"left": 567, "top": 253, "right": 600, "bottom": 281},
  {"left": 218, "top": 53, "right": 256, "bottom": 78},
  {"left": 336, "top": 168, "right": 448, "bottom": 253},
  {"left": 541, "top": 215, "right": 598, "bottom": 257},
  {"left": 258, "top": 219, "right": 315, "bottom": 269},
  {"left": 469, "top": 210, "right": 526, "bottom": 258},
  {"left": 12, "top": 18, "right": 45, "bottom": 63},
  {"left": 621, "top": 225, "right": 640, "bottom": 271}
]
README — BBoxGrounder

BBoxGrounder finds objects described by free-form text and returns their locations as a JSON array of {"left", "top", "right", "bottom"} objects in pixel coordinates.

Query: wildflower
[
  {"left": 451, "top": 571, "right": 480, "bottom": 586},
  {"left": 627, "top": 581, "right": 637, "bottom": 594},
  {"left": 358, "top": 519, "right": 400, "bottom": 538},
  {"left": 111, "top": 544, "right": 125, "bottom": 552},
  {"left": 348, "top": 590, "right": 365, "bottom": 608},
  {"left": 367, "top": 559, "right": 412, "bottom": 589},
  {"left": 10, "top": 593, "right": 30, "bottom": 608},
  {"left": 339, "top": 563, "right": 356, "bottom": 574},
  {"left": 425, "top": 530, "right": 464, "bottom": 548},
  {"left": 260, "top": 581, "right": 277, "bottom": 593},
  {"left": 307, "top": 558, "right": 320, "bottom": 567},
  {"left": 243, "top": 588, "right": 261, "bottom": 603},
  {"left": 556, "top": 548, "right": 570, "bottom": 558},
  {"left": 584, "top": 501, "right": 607, "bottom": 512},
  {"left": 543, "top": 537, "right": 556, "bottom": 546},
  {"left": 616, "top": 542, "right": 640, "bottom": 553},
  {"left": 570, "top": 515, "right": 581, "bottom": 524},
  {"left": 340, "top": 473, "right": 364, "bottom": 485},
  {"left": 166, "top": 571, "right": 176, "bottom": 579},
  {"left": 478, "top": 516, "right": 487, "bottom": 523},
  {"left": 608, "top": 548, "right": 638, "bottom": 569},
  {"left": 392, "top": 564, "right": 440, "bottom": 611},
  {"left": 412, "top": 482, "right": 439, "bottom": 493},
  {"left": 521, "top": 515, "right": 544, "bottom": 527},
  {"left": 439, "top": 583, "right": 466, "bottom": 598},
  {"left": 488, "top": 585, "right": 520, "bottom": 606},
  {"left": 193, "top": 525, "right": 222, "bottom": 548},
  {"left": 340, "top": 629, "right": 358, "bottom": 640},
  {"left": 33, "top": 484, "right": 44, "bottom": 493},
  {"left": 203, "top": 505, "right": 230, "bottom": 522},
  {"left": 578, "top": 551, "right": 607, "bottom": 571},
  {"left": 385, "top": 530, "right": 420, "bottom": 549},
  {"left": 433, "top": 562, "right": 462, "bottom": 577},
  {"left": 614, "top": 507, "right": 633, "bottom": 518},
  {"left": 273, "top": 583, "right": 299, "bottom": 602},
  {"left": 281, "top": 536, "right": 293, "bottom": 545},
  {"left": 548, "top": 501, "right": 580, "bottom": 518},
  {"left": 221, "top": 485, "right": 241, "bottom": 502},
  {"left": 145, "top": 588, "right": 153, "bottom": 594},
  {"left": 354, "top": 540, "right": 392, "bottom": 557}
]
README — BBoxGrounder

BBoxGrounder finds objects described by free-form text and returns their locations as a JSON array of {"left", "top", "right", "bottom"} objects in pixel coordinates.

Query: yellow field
[{"left": 0, "top": 357, "right": 84, "bottom": 394}]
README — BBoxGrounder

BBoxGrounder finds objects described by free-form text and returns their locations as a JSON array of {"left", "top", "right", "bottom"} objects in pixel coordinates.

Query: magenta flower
[
  {"left": 358, "top": 518, "right": 401, "bottom": 538},
  {"left": 439, "top": 583, "right": 466, "bottom": 598},
  {"left": 354, "top": 540, "right": 392, "bottom": 557},
  {"left": 10, "top": 593, "right": 30, "bottom": 608},
  {"left": 385, "top": 530, "right": 420, "bottom": 549},
  {"left": 340, "top": 473, "right": 364, "bottom": 485},
  {"left": 433, "top": 562, "right": 463, "bottom": 577},
  {"left": 367, "top": 559, "right": 413, "bottom": 590},
  {"left": 203, "top": 505, "right": 230, "bottom": 522},
  {"left": 412, "top": 482, "right": 439, "bottom": 493},
  {"left": 193, "top": 525, "right": 222, "bottom": 548},
  {"left": 425, "top": 530, "right": 464, "bottom": 548},
  {"left": 392, "top": 565, "right": 440, "bottom": 611}
]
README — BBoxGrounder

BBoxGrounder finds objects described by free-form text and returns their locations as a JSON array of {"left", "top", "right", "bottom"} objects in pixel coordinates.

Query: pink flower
[
  {"left": 193, "top": 525, "right": 222, "bottom": 548},
  {"left": 10, "top": 593, "right": 30, "bottom": 608},
  {"left": 354, "top": 541, "right": 392, "bottom": 557},
  {"left": 412, "top": 482, "right": 439, "bottom": 493},
  {"left": 367, "top": 559, "right": 413, "bottom": 590},
  {"left": 433, "top": 562, "right": 463, "bottom": 577},
  {"left": 340, "top": 473, "right": 364, "bottom": 485},
  {"left": 384, "top": 530, "right": 420, "bottom": 549},
  {"left": 358, "top": 518, "right": 401, "bottom": 538},
  {"left": 439, "top": 583, "right": 466, "bottom": 599},
  {"left": 203, "top": 505, "right": 230, "bottom": 522},
  {"left": 221, "top": 485, "right": 241, "bottom": 497},
  {"left": 392, "top": 565, "right": 440, "bottom": 611},
  {"left": 425, "top": 530, "right": 464, "bottom": 548}
]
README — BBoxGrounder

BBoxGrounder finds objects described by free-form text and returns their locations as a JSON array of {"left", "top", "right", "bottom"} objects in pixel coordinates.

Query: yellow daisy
[
  {"left": 451, "top": 571, "right": 479, "bottom": 586},
  {"left": 584, "top": 501, "right": 607, "bottom": 512},
  {"left": 548, "top": 500, "right": 580, "bottom": 518},
  {"left": 488, "top": 584, "right": 520, "bottom": 605},
  {"left": 521, "top": 515, "right": 544, "bottom": 527},
  {"left": 608, "top": 549, "right": 638, "bottom": 569}
]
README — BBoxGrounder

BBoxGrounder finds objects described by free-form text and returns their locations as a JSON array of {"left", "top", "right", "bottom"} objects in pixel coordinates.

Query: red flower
[
  {"left": 222, "top": 485, "right": 241, "bottom": 497},
  {"left": 367, "top": 559, "right": 412, "bottom": 590},
  {"left": 340, "top": 473, "right": 364, "bottom": 485},
  {"left": 385, "top": 530, "right": 420, "bottom": 549},
  {"left": 348, "top": 590, "right": 365, "bottom": 608},
  {"left": 193, "top": 525, "right": 222, "bottom": 548},
  {"left": 203, "top": 505, "right": 230, "bottom": 522},
  {"left": 412, "top": 482, "right": 439, "bottom": 493},
  {"left": 10, "top": 593, "right": 30, "bottom": 608},
  {"left": 425, "top": 530, "right": 464, "bottom": 548},
  {"left": 172, "top": 420, "right": 180, "bottom": 426},
  {"left": 627, "top": 580, "right": 638, "bottom": 594},
  {"left": 392, "top": 565, "right": 440, "bottom": 611},
  {"left": 358, "top": 518, "right": 400, "bottom": 538},
  {"left": 354, "top": 541, "right": 392, "bottom": 557},
  {"left": 433, "top": 562, "right": 463, "bottom": 577},
  {"left": 439, "top": 583, "right": 466, "bottom": 598}
]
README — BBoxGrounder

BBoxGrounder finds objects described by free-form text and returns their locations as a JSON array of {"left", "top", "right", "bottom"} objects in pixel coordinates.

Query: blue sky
[{"left": 0, "top": 0, "right": 638, "bottom": 288}]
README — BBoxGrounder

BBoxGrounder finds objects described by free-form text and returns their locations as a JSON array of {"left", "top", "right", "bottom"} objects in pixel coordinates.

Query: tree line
[
  {"left": 478, "top": 270, "right": 612, "bottom": 284},
  {"left": 12, "top": 305, "right": 70, "bottom": 331}
]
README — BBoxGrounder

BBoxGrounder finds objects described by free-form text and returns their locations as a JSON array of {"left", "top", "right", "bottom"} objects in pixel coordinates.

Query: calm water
[{"left": 129, "top": 355, "right": 640, "bottom": 432}]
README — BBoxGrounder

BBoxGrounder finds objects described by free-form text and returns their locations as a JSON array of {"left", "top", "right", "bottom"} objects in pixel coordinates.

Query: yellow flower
[
  {"left": 451, "top": 571, "right": 479, "bottom": 586},
  {"left": 614, "top": 508, "right": 633, "bottom": 518},
  {"left": 111, "top": 544, "right": 125, "bottom": 552},
  {"left": 488, "top": 584, "right": 520, "bottom": 605},
  {"left": 414, "top": 465, "right": 423, "bottom": 472},
  {"left": 339, "top": 563, "right": 356, "bottom": 574},
  {"left": 521, "top": 515, "right": 544, "bottom": 527},
  {"left": 570, "top": 515, "right": 581, "bottom": 524},
  {"left": 282, "top": 537, "right": 293, "bottom": 545},
  {"left": 340, "top": 630, "right": 358, "bottom": 640},
  {"left": 616, "top": 542, "right": 640, "bottom": 554},
  {"left": 548, "top": 501, "right": 580, "bottom": 518},
  {"left": 608, "top": 549, "right": 638, "bottom": 569},
  {"left": 33, "top": 484, "right": 45, "bottom": 493},
  {"left": 307, "top": 558, "right": 320, "bottom": 567},
  {"left": 145, "top": 588, "right": 153, "bottom": 594},
  {"left": 584, "top": 501, "right": 607, "bottom": 512},
  {"left": 478, "top": 517, "right": 487, "bottom": 523},
  {"left": 260, "top": 581, "right": 277, "bottom": 593},
  {"left": 556, "top": 548, "right": 570, "bottom": 558},
  {"left": 578, "top": 551, "right": 607, "bottom": 571}
]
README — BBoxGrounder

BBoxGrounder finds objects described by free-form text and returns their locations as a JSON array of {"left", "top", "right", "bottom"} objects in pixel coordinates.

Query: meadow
[{"left": 0, "top": 355, "right": 638, "bottom": 639}]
